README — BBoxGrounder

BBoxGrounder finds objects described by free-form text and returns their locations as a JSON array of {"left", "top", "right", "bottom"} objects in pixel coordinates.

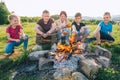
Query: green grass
[{"left": 0, "top": 23, "right": 120, "bottom": 80}]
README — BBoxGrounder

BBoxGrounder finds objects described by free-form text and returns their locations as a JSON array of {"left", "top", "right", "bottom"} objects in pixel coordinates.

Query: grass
[{"left": 0, "top": 23, "right": 120, "bottom": 80}]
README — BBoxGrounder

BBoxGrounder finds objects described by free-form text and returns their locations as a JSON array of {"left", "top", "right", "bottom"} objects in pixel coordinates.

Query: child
[
  {"left": 55, "top": 11, "right": 71, "bottom": 45},
  {"left": 4, "top": 14, "right": 28, "bottom": 54},
  {"left": 72, "top": 12, "right": 90, "bottom": 42},
  {"left": 32, "top": 10, "right": 57, "bottom": 51},
  {"left": 94, "top": 12, "right": 115, "bottom": 45}
]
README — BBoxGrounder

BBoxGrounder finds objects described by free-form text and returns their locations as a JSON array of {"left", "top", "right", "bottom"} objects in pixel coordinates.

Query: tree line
[{"left": 0, "top": 2, "right": 116, "bottom": 25}]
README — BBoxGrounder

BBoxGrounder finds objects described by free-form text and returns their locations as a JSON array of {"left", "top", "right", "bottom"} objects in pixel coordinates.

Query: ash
[{"left": 53, "top": 55, "right": 80, "bottom": 71}]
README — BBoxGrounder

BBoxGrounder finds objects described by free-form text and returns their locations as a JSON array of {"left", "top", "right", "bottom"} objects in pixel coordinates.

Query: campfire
[
  {"left": 55, "top": 32, "right": 84, "bottom": 63},
  {"left": 11, "top": 24, "right": 112, "bottom": 80}
]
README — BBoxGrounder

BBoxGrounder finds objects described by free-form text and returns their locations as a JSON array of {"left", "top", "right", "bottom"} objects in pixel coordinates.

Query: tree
[{"left": 0, "top": 2, "right": 10, "bottom": 25}]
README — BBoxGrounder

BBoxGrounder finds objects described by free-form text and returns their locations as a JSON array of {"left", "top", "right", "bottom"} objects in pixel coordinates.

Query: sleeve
[
  {"left": 72, "top": 24, "right": 77, "bottom": 33},
  {"left": 56, "top": 20, "right": 66, "bottom": 29},
  {"left": 17, "top": 25, "right": 23, "bottom": 32},
  {"left": 18, "top": 25, "right": 23, "bottom": 29},
  {"left": 6, "top": 27, "right": 10, "bottom": 33},
  {"left": 98, "top": 21, "right": 102, "bottom": 28},
  {"left": 109, "top": 24, "right": 112, "bottom": 32}
]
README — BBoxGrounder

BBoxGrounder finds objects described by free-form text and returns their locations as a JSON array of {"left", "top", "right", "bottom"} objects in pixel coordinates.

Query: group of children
[{"left": 4, "top": 10, "right": 115, "bottom": 54}]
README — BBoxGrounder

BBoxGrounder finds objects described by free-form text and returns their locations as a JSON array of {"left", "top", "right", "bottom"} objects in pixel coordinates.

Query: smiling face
[
  {"left": 103, "top": 14, "right": 111, "bottom": 24},
  {"left": 10, "top": 17, "right": 20, "bottom": 27},
  {"left": 59, "top": 14, "right": 67, "bottom": 22},
  {"left": 75, "top": 16, "right": 82, "bottom": 24},
  {"left": 42, "top": 13, "right": 50, "bottom": 23}
]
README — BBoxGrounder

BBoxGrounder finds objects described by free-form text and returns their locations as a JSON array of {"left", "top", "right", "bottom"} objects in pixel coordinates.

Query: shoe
[
  {"left": 97, "top": 43, "right": 101, "bottom": 46},
  {"left": 5, "top": 51, "right": 14, "bottom": 57},
  {"left": 11, "top": 50, "right": 14, "bottom": 54}
]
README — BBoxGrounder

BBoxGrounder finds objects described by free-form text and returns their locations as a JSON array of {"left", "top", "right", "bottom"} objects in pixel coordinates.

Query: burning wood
[{"left": 55, "top": 32, "right": 84, "bottom": 62}]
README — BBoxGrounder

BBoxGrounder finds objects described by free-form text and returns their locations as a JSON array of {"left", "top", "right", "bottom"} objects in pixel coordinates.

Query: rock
[
  {"left": 79, "top": 59, "right": 102, "bottom": 77},
  {"left": 72, "top": 72, "right": 88, "bottom": 80},
  {"left": 53, "top": 68, "right": 71, "bottom": 80},
  {"left": 53, "top": 56, "right": 80, "bottom": 79},
  {"left": 96, "top": 56, "right": 110, "bottom": 68},
  {"left": 53, "top": 55, "right": 79, "bottom": 71},
  {"left": 28, "top": 50, "right": 49, "bottom": 60},
  {"left": 23, "top": 65, "right": 37, "bottom": 73},
  {"left": 39, "top": 57, "right": 54, "bottom": 70},
  {"left": 9, "top": 71, "right": 18, "bottom": 80},
  {"left": 82, "top": 43, "right": 91, "bottom": 53},
  {"left": 95, "top": 46, "right": 112, "bottom": 58},
  {"left": 77, "top": 54, "right": 86, "bottom": 60},
  {"left": 32, "top": 44, "right": 42, "bottom": 51}
]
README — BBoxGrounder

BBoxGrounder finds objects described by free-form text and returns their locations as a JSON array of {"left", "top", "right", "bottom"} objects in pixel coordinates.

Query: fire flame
[{"left": 55, "top": 24, "right": 84, "bottom": 62}]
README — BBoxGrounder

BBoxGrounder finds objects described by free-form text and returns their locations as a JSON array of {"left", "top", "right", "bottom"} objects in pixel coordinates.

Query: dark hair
[
  {"left": 103, "top": 12, "right": 111, "bottom": 17},
  {"left": 75, "top": 12, "right": 82, "bottom": 17},
  {"left": 59, "top": 11, "right": 67, "bottom": 17},
  {"left": 42, "top": 10, "right": 49, "bottom": 14}
]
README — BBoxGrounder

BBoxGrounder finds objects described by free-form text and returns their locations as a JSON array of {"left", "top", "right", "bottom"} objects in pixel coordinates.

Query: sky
[{"left": 3, "top": 0, "right": 120, "bottom": 17}]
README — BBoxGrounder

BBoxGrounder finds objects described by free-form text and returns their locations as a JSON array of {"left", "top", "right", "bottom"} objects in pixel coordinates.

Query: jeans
[
  {"left": 100, "top": 31, "right": 115, "bottom": 41},
  {"left": 78, "top": 28, "right": 90, "bottom": 37},
  {"left": 4, "top": 35, "right": 28, "bottom": 54},
  {"left": 77, "top": 28, "right": 90, "bottom": 41}
]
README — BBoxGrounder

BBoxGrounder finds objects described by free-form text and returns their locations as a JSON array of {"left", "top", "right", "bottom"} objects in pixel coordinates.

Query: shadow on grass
[
  {"left": 0, "top": 56, "right": 14, "bottom": 80},
  {"left": 0, "top": 50, "right": 30, "bottom": 80}
]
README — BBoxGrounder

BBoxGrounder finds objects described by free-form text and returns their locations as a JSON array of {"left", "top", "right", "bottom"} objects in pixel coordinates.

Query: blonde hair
[
  {"left": 103, "top": 12, "right": 111, "bottom": 17},
  {"left": 8, "top": 14, "right": 20, "bottom": 22}
]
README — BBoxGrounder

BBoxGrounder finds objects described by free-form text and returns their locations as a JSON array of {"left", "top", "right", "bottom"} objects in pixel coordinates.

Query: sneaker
[
  {"left": 97, "top": 43, "right": 101, "bottom": 46},
  {"left": 11, "top": 50, "right": 14, "bottom": 54},
  {"left": 5, "top": 50, "right": 14, "bottom": 57}
]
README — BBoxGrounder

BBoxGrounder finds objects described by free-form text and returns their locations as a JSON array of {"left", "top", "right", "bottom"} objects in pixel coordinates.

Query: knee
[
  {"left": 94, "top": 31, "right": 100, "bottom": 37},
  {"left": 112, "top": 37, "right": 115, "bottom": 42},
  {"left": 24, "top": 35, "right": 28, "bottom": 42},
  {"left": 84, "top": 29, "right": 90, "bottom": 35},
  {"left": 25, "top": 35, "right": 29, "bottom": 40},
  {"left": 4, "top": 47, "right": 12, "bottom": 53}
]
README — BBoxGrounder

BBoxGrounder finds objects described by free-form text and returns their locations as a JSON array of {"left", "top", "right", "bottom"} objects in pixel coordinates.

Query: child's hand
[
  {"left": 22, "top": 36, "right": 26, "bottom": 40},
  {"left": 15, "top": 39, "right": 20, "bottom": 42},
  {"left": 43, "top": 34, "right": 48, "bottom": 38},
  {"left": 80, "top": 27, "right": 85, "bottom": 33}
]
